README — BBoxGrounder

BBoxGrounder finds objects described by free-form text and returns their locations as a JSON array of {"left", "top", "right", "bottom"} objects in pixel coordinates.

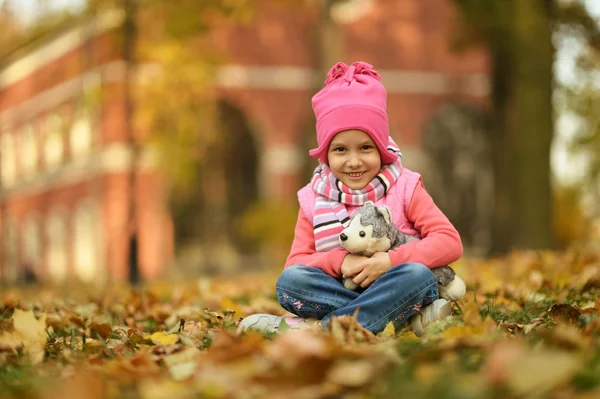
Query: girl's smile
[
  {"left": 346, "top": 171, "right": 366, "bottom": 179},
  {"left": 327, "top": 129, "right": 382, "bottom": 190}
]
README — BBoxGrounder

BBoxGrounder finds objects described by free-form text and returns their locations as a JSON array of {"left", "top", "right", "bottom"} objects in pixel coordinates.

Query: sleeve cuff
[{"left": 326, "top": 248, "right": 348, "bottom": 278}]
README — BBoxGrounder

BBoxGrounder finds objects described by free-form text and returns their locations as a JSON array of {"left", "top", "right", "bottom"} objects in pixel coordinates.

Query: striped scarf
[{"left": 311, "top": 138, "right": 403, "bottom": 252}]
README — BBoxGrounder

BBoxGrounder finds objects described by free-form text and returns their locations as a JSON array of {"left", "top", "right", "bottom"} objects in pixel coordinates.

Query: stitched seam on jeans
[
  {"left": 365, "top": 281, "right": 438, "bottom": 330},
  {"left": 276, "top": 286, "right": 348, "bottom": 309}
]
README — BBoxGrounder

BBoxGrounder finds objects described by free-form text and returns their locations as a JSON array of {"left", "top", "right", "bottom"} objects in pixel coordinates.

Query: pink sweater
[{"left": 285, "top": 182, "right": 463, "bottom": 278}]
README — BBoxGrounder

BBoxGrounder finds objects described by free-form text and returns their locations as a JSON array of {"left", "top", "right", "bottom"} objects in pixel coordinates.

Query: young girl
[{"left": 239, "top": 61, "right": 463, "bottom": 337}]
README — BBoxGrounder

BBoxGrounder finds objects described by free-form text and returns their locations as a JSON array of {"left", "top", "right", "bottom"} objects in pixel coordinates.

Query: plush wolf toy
[{"left": 338, "top": 201, "right": 466, "bottom": 301}]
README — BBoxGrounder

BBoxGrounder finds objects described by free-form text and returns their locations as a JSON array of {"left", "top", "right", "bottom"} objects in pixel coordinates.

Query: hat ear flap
[{"left": 377, "top": 205, "right": 393, "bottom": 225}]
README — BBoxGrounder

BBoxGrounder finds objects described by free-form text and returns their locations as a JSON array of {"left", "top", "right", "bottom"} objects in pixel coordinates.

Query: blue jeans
[{"left": 276, "top": 263, "right": 439, "bottom": 333}]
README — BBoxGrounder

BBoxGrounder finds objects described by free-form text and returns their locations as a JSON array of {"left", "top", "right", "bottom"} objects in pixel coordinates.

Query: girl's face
[{"left": 327, "top": 129, "right": 382, "bottom": 190}]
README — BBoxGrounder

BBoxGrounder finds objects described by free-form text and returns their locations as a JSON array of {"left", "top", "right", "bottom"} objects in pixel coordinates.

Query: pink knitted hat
[{"left": 309, "top": 61, "right": 398, "bottom": 165}]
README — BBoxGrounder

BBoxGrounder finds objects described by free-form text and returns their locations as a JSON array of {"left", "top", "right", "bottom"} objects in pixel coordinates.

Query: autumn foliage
[{"left": 1, "top": 247, "right": 600, "bottom": 399}]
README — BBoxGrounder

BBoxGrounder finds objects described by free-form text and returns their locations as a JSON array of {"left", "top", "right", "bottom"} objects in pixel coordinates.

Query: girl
[{"left": 239, "top": 62, "right": 463, "bottom": 336}]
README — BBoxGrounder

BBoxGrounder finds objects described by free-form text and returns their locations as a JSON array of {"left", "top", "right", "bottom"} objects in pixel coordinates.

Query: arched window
[
  {"left": 21, "top": 123, "right": 38, "bottom": 178},
  {"left": 22, "top": 215, "right": 42, "bottom": 276},
  {"left": 1, "top": 132, "right": 16, "bottom": 186},
  {"left": 73, "top": 199, "right": 102, "bottom": 282},
  {"left": 44, "top": 113, "right": 64, "bottom": 169},
  {"left": 46, "top": 210, "right": 68, "bottom": 281},
  {"left": 69, "top": 111, "right": 93, "bottom": 160},
  {"left": 3, "top": 218, "right": 19, "bottom": 283}
]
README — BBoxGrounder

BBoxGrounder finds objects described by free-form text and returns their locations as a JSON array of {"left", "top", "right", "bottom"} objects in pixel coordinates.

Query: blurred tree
[
  {"left": 84, "top": 0, "right": 141, "bottom": 282},
  {"left": 124, "top": 0, "right": 256, "bottom": 271},
  {"left": 452, "top": 0, "right": 556, "bottom": 252},
  {"left": 0, "top": 0, "right": 75, "bottom": 60},
  {"left": 0, "top": 1, "right": 22, "bottom": 58},
  {"left": 555, "top": 1, "right": 600, "bottom": 220},
  {"left": 123, "top": 0, "right": 138, "bottom": 283},
  {"left": 422, "top": 104, "right": 493, "bottom": 255}
]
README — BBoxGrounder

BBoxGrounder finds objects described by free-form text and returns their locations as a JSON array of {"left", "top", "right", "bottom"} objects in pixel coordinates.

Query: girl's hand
[
  {"left": 349, "top": 252, "right": 393, "bottom": 288},
  {"left": 341, "top": 254, "right": 367, "bottom": 278}
]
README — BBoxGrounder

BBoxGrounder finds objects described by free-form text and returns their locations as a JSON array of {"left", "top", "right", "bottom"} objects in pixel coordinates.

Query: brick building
[{"left": 0, "top": 0, "right": 489, "bottom": 283}]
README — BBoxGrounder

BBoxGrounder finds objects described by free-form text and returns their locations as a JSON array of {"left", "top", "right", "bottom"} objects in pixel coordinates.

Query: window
[
  {"left": 22, "top": 216, "right": 42, "bottom": 276},
  {"left": 1, "top": 132, "right": 16, "bottom": 186},
  {"left": 44, "top": 113, "right": 64, "bottom": 169},
  {"left": 2, "top": 218, "right": 19, "bottom": 283},
  {"left": 21, "top": 123, "right": 38, "bottom": 178},
  {"left": 69, "top": 111, "right": 93, "bottom": 160},
  {"left": 46, "top": 210, "right": 68, "bottom": 281},
  {"left": 73, "top": 200, "right": 102, "bottom": 282}
]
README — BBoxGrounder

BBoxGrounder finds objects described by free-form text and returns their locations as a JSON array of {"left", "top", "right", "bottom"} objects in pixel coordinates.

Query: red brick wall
[
  {"left": 209, "top": 2, "right": 318, "bottom": 67},
  {"left": 0, "top": 32, "right": 121, "bottom": 112},
  {"left": 0, "top": 26, "right": 174, "bottom": 281},
  {"left": 212, "top": 0, "right": 488, "bottom": 150},
  {"left": 3, "top": 177, "right": 102, "bottom": 280},
  {"left": 346, "top": 0, "right": 487, "bottom": 73}
]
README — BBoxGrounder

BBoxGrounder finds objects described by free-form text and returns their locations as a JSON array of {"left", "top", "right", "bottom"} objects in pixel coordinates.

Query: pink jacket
[{"left": 285, "top": 167, "right": 463, "bottom": 277}]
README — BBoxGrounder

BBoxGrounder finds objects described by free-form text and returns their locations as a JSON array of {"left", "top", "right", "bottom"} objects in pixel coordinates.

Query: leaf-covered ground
[{"left": 2, "top": 247, "right": 600, "bottom": 399}]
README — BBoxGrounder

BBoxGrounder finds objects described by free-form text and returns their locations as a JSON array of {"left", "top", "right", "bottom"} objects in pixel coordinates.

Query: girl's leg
[
  {"left": 238, "top": 265, "right": 357, "bottom": 333},
  {"left": 321, "top": 262, "right": 439, "bottom": 333},
  {"left": 241, "top": 263, "right": 442, "bottom": 335},
  {"left": 276, "top": 265, "right": 360, "bottom": 319}
]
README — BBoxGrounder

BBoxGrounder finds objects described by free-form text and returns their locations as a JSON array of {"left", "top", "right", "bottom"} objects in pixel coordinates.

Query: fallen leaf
[
  {"left": 145, "top": 331, "right": 179, "bottom": 346},
  {"left": 90, "top": 322, "right": 113, "bottom": 340},
  {"left": 378, "top": 321, "right": 395, "bottom": 337},
  {"left": 327, "top": 359, "right": 375, "bottom": 388},
  {"left": 266, "top": 329, "right": 330, "bottom": 362},
  {"left": 163, "top": 346, "right": 201, "bottom": 380},
  {"left": 499, "top": 318, "right": 545, "bottom": 335},
  {"left": 548, "top": 304, "right": 581, "bottom": 325},
  {"left": 484, "top": 340, "right": 525, "bottom": 385},
  {"left": 0, "top": 309, "right": 47, "bottom": 364},
  {"left": 577, "top": 298, "right": 600, "bottom": 315},
  {"left": 544, "top": 324, "right": 588, "bottom": 351},
  {"left": 328, "top": 316, "right": 379, "bottom": 345},
  {"left": 506, "top": 350, "right": 581, "bottom": 396}
]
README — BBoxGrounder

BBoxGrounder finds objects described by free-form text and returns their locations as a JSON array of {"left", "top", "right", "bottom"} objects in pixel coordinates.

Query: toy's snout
[{"left": 340, "top": 233, "right": 348, "bottom": 241}]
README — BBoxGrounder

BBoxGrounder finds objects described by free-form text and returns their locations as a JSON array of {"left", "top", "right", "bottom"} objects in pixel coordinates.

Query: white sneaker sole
[
  {"left": 237, "top": 314, "right": 283, "bottom": 333},
  {"left": 411, "top": 300, "right": 452, "bottom": 337}
]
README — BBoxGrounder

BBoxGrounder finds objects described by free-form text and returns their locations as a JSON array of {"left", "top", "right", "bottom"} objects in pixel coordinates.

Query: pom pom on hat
[{"left": 310, "top": 61, "right": 397, "bottom": 165}]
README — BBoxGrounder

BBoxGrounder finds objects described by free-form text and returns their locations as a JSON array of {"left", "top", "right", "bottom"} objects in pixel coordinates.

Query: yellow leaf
[
  {"left": 13, "top": 309, "right": 46, "bottom": 344},
  {"left": 219, "top": 298, "right": 242, "bottom": 316},
  {"left": 382, "top": 321, "right": 395, "bottom": 336},
  {"left": 0, "top": 309, "right": 47, "bottom": 364},
  {"left": 327, "top": 360, "right": 375, "bottom": 388},
  {"left": 145, "top": 332, "right": 179, "bottom": 346},
  {"left": 163, "top": 347, "right": 200, "bottom": 381},
  {"left": 461, "top": 301, "right": 483, "bottom": 326},
  {"left": 506, "top": 350, "right": 581, "bottom": 396}
]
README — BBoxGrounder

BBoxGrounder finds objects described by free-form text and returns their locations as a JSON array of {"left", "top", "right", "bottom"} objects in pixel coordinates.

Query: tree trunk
[
  {"left": 317, "top": 0, "right": 345, "bottom": 77},
  {"left": 508, "top": 0, "right": 555, "bottom": 249},
  {"left": 476, "top": 0, "right": 556, "bottom": 252},
  {"left": 489, "top": 50, "right": 513, "bottom": 254},
  {"left": 123, "top": 0, "right": 140, "bottom": 283}
]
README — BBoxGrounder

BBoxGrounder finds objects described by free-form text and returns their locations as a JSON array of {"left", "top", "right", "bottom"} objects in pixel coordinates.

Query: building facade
[{"left": 0, "top": 0, "right": 489, "bottom": 283}]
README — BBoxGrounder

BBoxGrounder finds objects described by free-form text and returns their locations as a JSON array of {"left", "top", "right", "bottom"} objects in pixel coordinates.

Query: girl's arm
[
  {"left": 388, "top": 180, "right": 463, "bottom": 268},
  {"left": 285, "top": 210, "right": 348, "bottom": 278}
]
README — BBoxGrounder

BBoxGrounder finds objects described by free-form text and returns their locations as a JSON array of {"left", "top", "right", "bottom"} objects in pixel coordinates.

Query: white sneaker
[
  {"left": 237, "top": 313, "right": 313, "bottom": 334},
  {"left": 410, "top": 299, "right": 452, "bottom": 337}
]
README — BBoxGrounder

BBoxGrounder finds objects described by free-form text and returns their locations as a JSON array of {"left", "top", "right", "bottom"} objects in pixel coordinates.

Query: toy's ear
[
  {"left": 363, "top": 200, "right": 375, "bottom": 207},
  {"left": 377, "top": 205, "right": 393, "bottom": 225}
]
